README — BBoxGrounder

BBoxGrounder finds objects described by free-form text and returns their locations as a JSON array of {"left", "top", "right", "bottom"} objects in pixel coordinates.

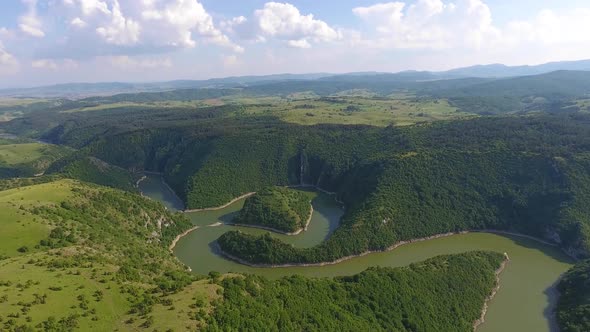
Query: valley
[
  {"left": 142, "top": 173, "right": 574, "bottom": 332},
  {"left": 2, "top": 67, "right": 590, "bottom": 331}
]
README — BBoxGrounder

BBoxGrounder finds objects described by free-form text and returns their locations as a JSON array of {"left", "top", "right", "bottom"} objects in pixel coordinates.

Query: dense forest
[
  {"left": 232, "top": 187, "right": 313, "bottom": 233},
  {"left": 46, "top": 154, "right": 137, "bottom": 191},
  {"left": 557, "top": 260, "right": 590, "bottom": 332},
  {"left": 6, "top": 108, "right": 590, "bottom": 265},
  {"left": 205, "top": 252, "right": 505, "bottom": 331},
  {"left": 2, "top": 69, "right": 590, "bottom": 330}
]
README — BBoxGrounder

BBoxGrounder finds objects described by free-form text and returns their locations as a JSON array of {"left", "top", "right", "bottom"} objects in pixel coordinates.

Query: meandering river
[{"left": 139, "top": 174, "right": 574, "bottom": 332}]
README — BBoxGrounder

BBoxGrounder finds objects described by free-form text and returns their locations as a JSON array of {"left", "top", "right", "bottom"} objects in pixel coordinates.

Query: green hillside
[
  {"left": 0, "top": 179, "right": 504, "bottom": 331},
  {"left": 22, "top": 112, "right": 590, "bottom": 266},
  {"left": 0, "top": 142, "right": 71, "bottom": 178},
  {"left": 47, "top": 155, "right": 137, "bottom": 191},
  {"left": 205, "top": 252, "right": 505, "bottom": 332},
  {"left": 0, "top": 180, "right": 198, "bottom": 331},
  {"left": 4, "top": 70, "right": 590, "bottom": 331},
  {"left": 233, "top": 187, "right": 314, "bottom": 233},
  {"left": 557, "top": 260, "right": 590, "bottom": 332}
]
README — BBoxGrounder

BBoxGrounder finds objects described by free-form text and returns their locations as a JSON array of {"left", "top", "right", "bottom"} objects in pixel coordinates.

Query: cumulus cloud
[
  {"left": 140, "top": 0, "right": 243, "bottom": 52},
  {"left": 224, "top": 2, "right": 341, "bottom": 48},
  {"left": 0, "top": 42, "right": 19, "bottom": 75},
  {"left": 70, "top": 17, "right": 88, "bottom": 28},
  {"left": 64, "top": 0, "right": 110, "bottom": 16},
  {"left": 287, "top": 39, "right": 311, "bottom": 49},
  {"left": 57, "top": 0, "right": 244, "bottom": 54},
  {"left": 353, "top": 0, "right": 500, "bottom": 49},
  {"left": 7, "top": 0, "right": 590, "bottom": 84},
  {"left": 95, "top": 0, "right": 140, "bottom": 45},
  {"left": 19, "top": 0, "right": 45, "bottom": 38},
  {"left": 504, "top": 9, "right": 590, "bottom": 46}
]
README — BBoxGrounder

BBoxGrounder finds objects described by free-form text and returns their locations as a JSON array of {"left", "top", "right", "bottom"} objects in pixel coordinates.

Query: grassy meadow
[
  {"left": 0, "top": 143, "right": 71, "bottom": 177},
  {"left": 0, "top": 179, "right": 220, "bottom": 331},
  {"left": 0, "top": 143, "right": 55, "bottom": 166},
  {"left": 55, "top": 94, "right": 475, "bottom": 127}
]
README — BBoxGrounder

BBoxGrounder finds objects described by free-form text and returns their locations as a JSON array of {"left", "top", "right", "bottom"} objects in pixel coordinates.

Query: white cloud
[
  {"left": 256, "top": 3, "right": 339, "bottom": 41},
  {"left": 0, "top": 42, "right": 19, "bottom": 75},
  {"left": 31, "top": 59, "right": 58, "bottom": 70},
  {"left": 96, "top": 0, "right": 140, "bottom": 45},
  {"left": 226, "top": 2, "right": 341, "bottom": 48},
  {"left": 58, "top": 0, "right": 242, "bottom": 53},
  {"left": 19, "top": 0, "right": 45, "bottom": 38},
  {"left": 140, "top": 0, "right": 243, "bottom": 52},
  {"left": 353, "top": 0, "right": 500, "bottom": 49},
  {"left": 504, "top": 9, "right": 590, "bottom": 46},
  {"left": 352, "top": 0, "right": 590, "bottom": 53},
  {"left": 107, "top": 55, "right": 172, "bottom": 69},
  {"left": 31, "top": 58, "right": 79, "bottom": 71},
  {"left": 287, "top": 39, "right": 311, "bottom": 49},
  {"left": 70, "top": 17, "right": 88, "bottom": 28},
  {"left": 64, "top": 0, "right": 110, "bottom": 16}
]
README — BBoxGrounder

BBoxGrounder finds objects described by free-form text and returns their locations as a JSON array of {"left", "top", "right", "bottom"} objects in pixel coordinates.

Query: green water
[
  {"left": 138, "top": 174, "right": 184, "bottom": 211},
  {"left": 141, "top": 174, "right": 575, "bottom": 332}
]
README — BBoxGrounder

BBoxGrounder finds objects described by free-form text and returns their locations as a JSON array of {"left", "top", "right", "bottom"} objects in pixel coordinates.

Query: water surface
[
  {"left": 138, "top": 174, "right": 184, "bottom": 211},
  {"left": 141, "top": 173, "right": 574, "bottom": 332}
]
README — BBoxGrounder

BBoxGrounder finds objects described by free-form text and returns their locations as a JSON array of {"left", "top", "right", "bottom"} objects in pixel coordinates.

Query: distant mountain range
[{"left": 2, "top": 59, "right": 590, "bottom": 98}]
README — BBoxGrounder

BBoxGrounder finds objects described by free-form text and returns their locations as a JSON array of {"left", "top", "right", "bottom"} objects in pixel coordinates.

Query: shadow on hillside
[
  {"left": 501, "top": 233, "right": 575, "bottom": 264},
  {"left": 218, "top": 211, "right": 239, "bottom": 224},
  {"left": 543, "top": 279, "right": 562, "bottom": 332}
]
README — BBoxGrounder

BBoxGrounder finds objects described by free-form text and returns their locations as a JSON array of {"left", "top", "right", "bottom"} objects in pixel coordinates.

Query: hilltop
[{"left": 231, "top": 187, "right": 314, "bottom": 234}]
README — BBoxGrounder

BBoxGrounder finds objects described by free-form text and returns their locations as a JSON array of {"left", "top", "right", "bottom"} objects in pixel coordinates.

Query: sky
[{"left": 1, "top": 0, "right": 590, "bottom": 88}]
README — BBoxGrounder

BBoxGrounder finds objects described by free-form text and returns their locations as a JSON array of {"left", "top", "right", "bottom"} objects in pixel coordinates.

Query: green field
[
  {"left": 0, "top": 181, "right": 73, "bottom": 258},
  {"left": 0, "top": 143, "right": 54, "bottom": 166},
  {"left": 573, "top": 99, "right": 590, "bottom": 112},
  {"left": 56, "top": 95, "right": 473, "bottom": 127},
  {"left": 0, "top": 98, "right": 53, "bottom": 122},
  {"left": 0, "top": 253, "right": 130, "bottom": 330},
  {"left": 0, "top": 143, "right": 71, "bottom": 178},
  {"left": 0, "top": 98, "right": 48, "bottom": 107},
  {"left": 61, "top": 100, "right": 227, "bottom": 113},
  {"left": 0, "top": 179, "right": 208, "bottom": 330},
  {"left": 233, "top": 96, "right": 471, "bottom": 127}
]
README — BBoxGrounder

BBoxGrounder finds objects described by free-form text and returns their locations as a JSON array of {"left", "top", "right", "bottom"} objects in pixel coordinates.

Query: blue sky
[{"left": 1, "top": 0, "right": 590, "bottom": 88}]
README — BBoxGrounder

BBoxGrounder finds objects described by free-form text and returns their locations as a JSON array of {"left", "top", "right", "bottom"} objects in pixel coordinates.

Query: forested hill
[
  {"left": 0, "top": 179, "right": 200, "bottom": 330},
  {"left": 557, "top": 259, "right": 590, "bottom": 332},
  {"left": 436, "top": 70, "right": 590, "bottom": 97},
  {"left": 205, "top": 252, "right": 505, "bottom": 331},
  {"left": 11, "top": 111, "right": 589, "bottom": 267},
  {"left": 2, "top": 59, "right": 589, "bottom": 98},
  {"left": 74, "top": 70, "right": 590, "bottom": 102},
  {"left": 232, "top": 187, "right": 314, "bottom": 233}
]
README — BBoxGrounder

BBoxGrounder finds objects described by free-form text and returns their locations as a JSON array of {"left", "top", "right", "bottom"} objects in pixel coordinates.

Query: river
[{"left": 139, "top": 173, "right": 574, "bottom": 332}]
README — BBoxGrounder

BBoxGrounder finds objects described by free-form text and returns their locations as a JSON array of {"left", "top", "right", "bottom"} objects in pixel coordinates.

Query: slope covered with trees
[
  {"left": 557, "top": 260, "right": 590, "bottom": 332},
  {"left": 47, "top": 155, "right": 137, "bottom": 191},
  {"left": 0, "top": 179, "right": 203, "bottom": 330},
  {"left": 0, "top": 142, "right": 71, "bottom": 178},
  {"left": 232, "top": 187, "right": 313, "bottom": 233},
  {"left": 12, "top": 110, "right": 590, "bottom": 265},
  {"left": 205, "top": 252, "right": 505, "bottom": 332},
  {"left": 0, "top": 179, "right": 507, "bottom": 331}
]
